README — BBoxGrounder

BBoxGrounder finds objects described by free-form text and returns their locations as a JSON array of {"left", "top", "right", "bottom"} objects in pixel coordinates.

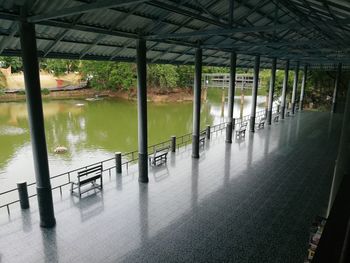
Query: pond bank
[{"left": 0, "top": 87, "right": 195, "bottom": 103}]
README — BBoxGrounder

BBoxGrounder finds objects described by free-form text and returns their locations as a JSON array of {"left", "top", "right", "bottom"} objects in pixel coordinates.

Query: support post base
[
  {"left": 192, "top": 135, "right": 199, "bottom": 158},
  {"left": 138, "top": 153, "right": 149, "bottom": 183}
]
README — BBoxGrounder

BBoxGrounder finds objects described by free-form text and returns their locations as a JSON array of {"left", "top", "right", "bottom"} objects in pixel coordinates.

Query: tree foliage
[
  {"left": 41, "top": 59, "right": 79, "bottom": 76},
  {"left": 0, "top": 56, "right": 23, "bottom": 73},
  {"left": 0, "top": 70, "right": 6, "bottom": 89},
  {"left": 79, "top": 61, "right": 136, "bottom": 90}
]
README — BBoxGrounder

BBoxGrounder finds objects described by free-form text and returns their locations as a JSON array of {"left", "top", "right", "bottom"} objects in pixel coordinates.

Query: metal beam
[
  {"left": 28, "top": 0, "right": 149, "bottom": 23},
  {"left": 147, "top": 23, "right": 302, "bottom": 40}
]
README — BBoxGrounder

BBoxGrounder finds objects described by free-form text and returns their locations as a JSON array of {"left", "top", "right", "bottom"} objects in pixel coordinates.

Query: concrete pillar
[
  {"left": 250, "top": 55, "right": 260, "bottom": 132},
  {"left": 136, "top": 39, "right": 148, "bottom": 183},
  {"left": 19, "top": 20, "right": 56, "bottom": 228},
  {"left": 267, "top": 58, "right": 277, "bottom": 125},
  {"left": 299, "top": 65, "right": 308, "bottom": 110},
  {"left": 291, "top": 61, "right": 300, "bottom": 114},
  {"left": 332, "top": 63, "right": 342, "bottom": 113},
  {"left": 192, "top": 47, "right": 202, "bottom": 158},
  {"left": 226, "top": 52, "right": 236, "bottom": 143},
  {"left": 327, "top": 81, "right": 350, "bottom": 216},
  {"left": 281, "top": 60, "right": 290, "bottom": 119}
]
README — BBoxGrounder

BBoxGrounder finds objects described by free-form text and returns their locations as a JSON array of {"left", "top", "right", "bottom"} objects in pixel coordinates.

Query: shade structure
[{"left": 0, "top": 0, "right": 349, "bottom": 70}]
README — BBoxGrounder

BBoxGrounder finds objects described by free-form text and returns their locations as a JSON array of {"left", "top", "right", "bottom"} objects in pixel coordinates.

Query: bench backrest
[
  {"left": 239, "top": 122, "right": 247, "bottom": 130},
  {"left": 78, "top": 165, "right": 103, "bottom": 178},
  {"left": 200, "top": 130, "right": 206, "bottom": 137},
  {"left": 153, "top": 146, "right": 170, "bottom": 157},
  {"left": 258, "top": 118, "right": 266, "bottom": 124}
]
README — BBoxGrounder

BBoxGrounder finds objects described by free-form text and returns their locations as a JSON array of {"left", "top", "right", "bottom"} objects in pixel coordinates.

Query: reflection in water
[{"left": 0, "top": 90, "right": 267, "bottom": 192}]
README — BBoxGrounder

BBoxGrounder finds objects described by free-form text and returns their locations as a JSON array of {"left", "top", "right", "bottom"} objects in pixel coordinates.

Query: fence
[{"left": 0, "top": 105, "right": 281, "bottom": 214}]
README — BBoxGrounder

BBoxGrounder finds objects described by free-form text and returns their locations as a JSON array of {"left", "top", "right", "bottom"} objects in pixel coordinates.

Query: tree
[
  {"left": 147, "top": 64, "right": 178, "bottom": 89},
  {"left": 0, "top": 56, "right": 22, "bottom": 73},
  {"left": 41, "top": 59, "right": 79, "bottom": 76},
  {"left": 79, "top": 61, "right": 136, "bottom": 90}
]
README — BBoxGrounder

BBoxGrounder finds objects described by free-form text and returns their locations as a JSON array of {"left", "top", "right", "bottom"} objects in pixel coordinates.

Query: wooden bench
[
  {"left": 273, "top": 114, "right": 279, "bottom": 123},
  {"left": 149, "top": 146, "right": 170, "bottom": 166},
  {"left": 235, "top": 122, "right": 247, "bottom": 139},
  {"left": 71, "top": 165, "right": 103, "bottom": 197},
  {"left": 199, "top": 130, "right": 206, "bottom": 147},
  {"left": 256, "top": 117, "right": 266, "bottom": 129}
]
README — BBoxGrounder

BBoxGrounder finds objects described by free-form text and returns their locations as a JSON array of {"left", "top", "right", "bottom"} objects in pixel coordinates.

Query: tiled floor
[{"left": 0, "top": 111, "right": 343, "bottom": 263}]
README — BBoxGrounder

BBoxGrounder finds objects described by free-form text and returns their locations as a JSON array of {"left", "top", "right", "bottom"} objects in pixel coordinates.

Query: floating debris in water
[
  {"left": 54, "top": 146, "right": 68, "bottom": 154},
  {"left": 0, "top": 126, "right": 27, "bottom": 136},
  {"left": 76, "top": 103, "right": 85, "bottom": 107}
]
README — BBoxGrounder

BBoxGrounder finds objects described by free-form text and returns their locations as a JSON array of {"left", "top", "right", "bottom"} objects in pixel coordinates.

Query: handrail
[{"left": 0, "top": 106, "right": 280, "bottom": 214}]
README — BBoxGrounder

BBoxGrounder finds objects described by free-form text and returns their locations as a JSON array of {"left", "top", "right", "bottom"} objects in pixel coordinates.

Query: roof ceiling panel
[{"left": 0, "top": 0, "right": 348, "bottom": 69}]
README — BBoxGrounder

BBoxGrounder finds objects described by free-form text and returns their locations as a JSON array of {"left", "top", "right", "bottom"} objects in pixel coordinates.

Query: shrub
[{"left": 41, "top": 88, "right": 50, "bottom": 95}]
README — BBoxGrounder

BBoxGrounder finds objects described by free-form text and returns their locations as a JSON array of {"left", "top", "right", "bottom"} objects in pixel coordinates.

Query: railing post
[
  {"left": 206, "top": 125, "right": 211, "bottom": 140},
  {"left": 115, "top": 152, "right": 122, "bottom": 174},
  {"left": 17, "top": 182, "right": 30, "bottom": 209},
  {"left": 171, "top": 136, "right": 176, "bottom": 152}
]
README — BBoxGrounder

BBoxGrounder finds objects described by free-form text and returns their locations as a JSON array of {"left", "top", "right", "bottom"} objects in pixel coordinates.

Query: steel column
[
  {"left": 136, "top": 39, "right": 148, "bottom": 183},
  {"left": 192, "top": 48, "right": 202, "bottom": 158},
  {"left": 267, "top": 58, "right": 277, "bottom": 125},
  {"left": 281, "top": 60, "right": 290, "bottom": 119},
  {"left": 299, "top": 65, "right": 308, "bottom": 110},
  {"left": 226, "top": 52, "right": 236, "bottom": 143},
  {"left": 250, "top": 55, "right": 260, "bottom": 132},
  {"left": 19, "top": 20, "right": 56, "bottom": 228},
  {"left": 291, "top": 61, "right": 299, "bottom": 114},
  {"left": 331, "top": 63, "right": 342, "bottom": 113}
]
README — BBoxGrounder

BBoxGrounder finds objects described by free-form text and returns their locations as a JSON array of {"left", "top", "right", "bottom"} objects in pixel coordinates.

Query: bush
[
  {"left": 17, "top": 90, "right": 26, "bottom": 95},
  {"left": 41, "top": 88, "right": 50, "bottom": 95}
]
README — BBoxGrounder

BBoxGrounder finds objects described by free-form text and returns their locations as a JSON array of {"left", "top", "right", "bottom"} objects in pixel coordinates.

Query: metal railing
[{"left": 0, "top": 105, "right": 282, "bottom": 214}]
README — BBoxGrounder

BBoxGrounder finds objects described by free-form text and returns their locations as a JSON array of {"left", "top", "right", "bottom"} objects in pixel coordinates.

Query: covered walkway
[{"left": 0, "top": 111, "right": 342, "bottom": 262}]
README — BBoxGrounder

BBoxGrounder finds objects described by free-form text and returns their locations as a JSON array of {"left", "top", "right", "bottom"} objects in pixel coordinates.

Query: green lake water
[{"left": 0, "top": 89, "right": 267, "bottom": 192}]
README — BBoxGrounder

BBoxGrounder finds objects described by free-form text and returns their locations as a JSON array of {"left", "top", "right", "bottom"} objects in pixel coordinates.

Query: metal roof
[{"left": 0, "top": 0, "right": 349, "bottom": 70}]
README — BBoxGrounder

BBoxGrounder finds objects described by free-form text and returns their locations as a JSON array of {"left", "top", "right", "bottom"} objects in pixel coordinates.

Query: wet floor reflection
[
  {"left": 71, "top": 191, "right": 105, "bottom": 222},
  {"left": 247, "top": 133, "right": 255, "bottom": 168},
  {"left": 138, "top": 183, "right": 149, "bottom": 243},
  {"left": 224, "top": 144, "right": 232, "bottom": 186},
  {"left": 20, "top": 209, "right": 32, "bottom": 233},
  {"left": 191, "top": 160, "right": 199, "bottom": 209},
  {"left": 40, "top": 227, "right": 58, "bottom": 263}
]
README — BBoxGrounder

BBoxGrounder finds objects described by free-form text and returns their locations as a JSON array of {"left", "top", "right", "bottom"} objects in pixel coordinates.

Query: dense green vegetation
[{"left": 1, "top": 56, "right": 349, "bottom": 110}]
